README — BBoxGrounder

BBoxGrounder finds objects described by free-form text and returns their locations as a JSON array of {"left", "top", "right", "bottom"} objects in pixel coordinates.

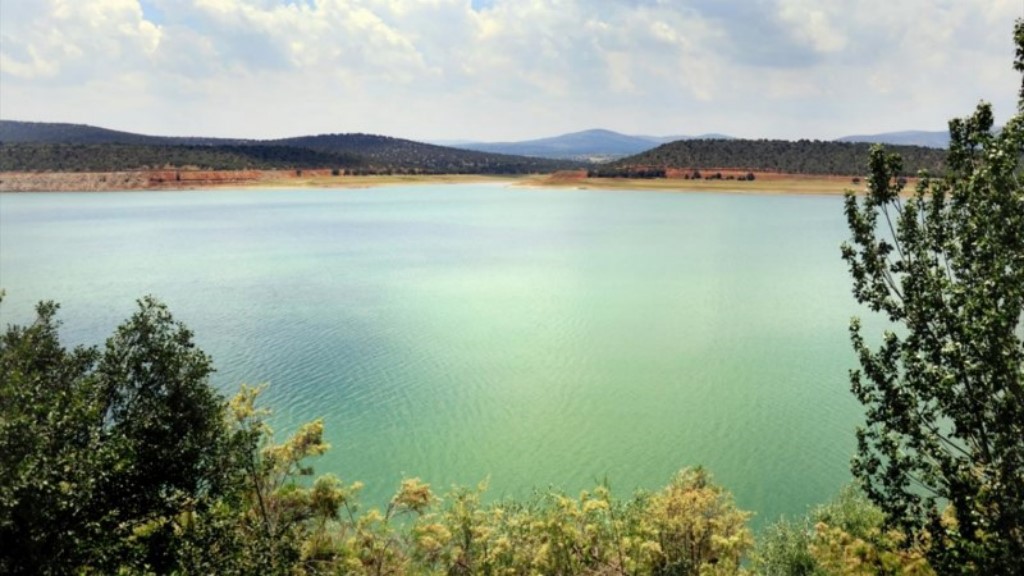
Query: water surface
[{"left": 0, "top": 184, "right": 868, "bottom": 526}]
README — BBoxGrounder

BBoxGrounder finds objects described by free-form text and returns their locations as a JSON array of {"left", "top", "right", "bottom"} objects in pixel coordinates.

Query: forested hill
[
  {"left": 614, "top": 138, "right": 947, "bottom": 176},
  {"left": 0, "top": 143, "right": 363, "bottom": 172},
  {"left": 0, "top": 120, "right": 249, "bottom": 146},
  {"left": 0, "top": 121, "right": 583, "bottom": 174},
  {"left": 0, "top": 121, "right": 950, "bottom": 177},
  {"left": 267, "top": 133, "right": 576, "bottom": 173}
]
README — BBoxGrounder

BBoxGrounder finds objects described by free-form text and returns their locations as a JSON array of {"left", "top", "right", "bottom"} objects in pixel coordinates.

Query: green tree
[
  {"left": 95, "top": 296, "right": 249, "bottom": 571},
  {"left": 0, "top": 299, "right": 107, "bottom": 574},
  {"left": 0, "top": 296, "right": 251, "bottom": 574},
  {"left": 840, "top": 20, "right": 1024, "bottom": 573},
  {"left": 2, "top": 295, "right": 761, "bottom": 574}
]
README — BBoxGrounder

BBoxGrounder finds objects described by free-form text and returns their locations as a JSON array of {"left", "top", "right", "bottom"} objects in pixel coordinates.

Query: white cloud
[
  {"left": 776, "top": 0, "right": 847, "bottom": 53},
  {"left": 0, "top": 0, "right": 1021, "bottom": 140},
  {"left": 1, "top": 0, "right": 161, "bottom": 80}
]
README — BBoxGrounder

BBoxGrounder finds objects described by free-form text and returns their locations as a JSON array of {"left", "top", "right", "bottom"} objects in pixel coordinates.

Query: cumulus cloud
[
  {"left": 776, "top": 0, "right": 847, "bottom": 53},
  {"left": 0, "top": 0, "right": 1020, "bottom": 140},
  {"left": 1, "top": 0, "right": 161, "bottom": 80}
]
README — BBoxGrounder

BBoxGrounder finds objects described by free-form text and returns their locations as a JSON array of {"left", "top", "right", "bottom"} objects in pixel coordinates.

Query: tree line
[
  {"left": 0, "top": 132, "right": 584, "bottom": 175},
  {"left": 615, "top": 138, "right": 948, "bottom": 176},
  {"left": 0, "top": 143, "right": 363, "bottom": 172}
]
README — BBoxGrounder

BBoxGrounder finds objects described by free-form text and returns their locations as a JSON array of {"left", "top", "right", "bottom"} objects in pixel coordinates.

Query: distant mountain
[
  {"left": 428, "top": 139, "right": 480, "bottom": 147},
  {"left": 450, "top": 129, "right": 733, "bottom": 161},
  {"left": 450, "top": 129, "right": 658, "bottom": 160},
  {"left": 0, "top": 120, "right": 584, "bottom": 174},
  {"left": 835, "top": 130, "right": 949, "bottom": 148}
]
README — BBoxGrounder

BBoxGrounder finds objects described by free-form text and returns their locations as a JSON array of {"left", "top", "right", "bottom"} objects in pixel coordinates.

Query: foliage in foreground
[
  {"left": 0, "top": 295, "right": 249, "bottom": 574},
  {"left": 0, "top": 296, "right": 940, "bottom": 575},
  {"left": 1, "top": 296, "right": 757, "bottom": 575},
  {"left": 839, "top": 18, "right": 1024, "bottom": 574},
  {"left": 755, "top": 486, "right": 933, "bottom": 576}
]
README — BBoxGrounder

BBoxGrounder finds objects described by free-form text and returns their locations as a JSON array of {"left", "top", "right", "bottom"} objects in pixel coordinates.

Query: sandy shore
[
  {"left": 0, "top": 169, "right": 869, "bottom": 195},
  {"left": 250, "top": 173, "right": 522, "bottom": 189},
  {"left": 518, "top": 172, "right": 866, "bottom": 195}
]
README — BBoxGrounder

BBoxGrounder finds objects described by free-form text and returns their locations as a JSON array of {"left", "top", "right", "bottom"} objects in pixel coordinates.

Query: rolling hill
[
  {"left": 1, "top": 120, "right": 954, "bottom": 177},
  {"left": 611, "top": 138, "right": 947, "bottom": 176},
  {"left": 0, "top": 121, "right": 583, "bottom": 174},
  {"left": 0, "top": 120, "right": 250, "bottom": 146}
]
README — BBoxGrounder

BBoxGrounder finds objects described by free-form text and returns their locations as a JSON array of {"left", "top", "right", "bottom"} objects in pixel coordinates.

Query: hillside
[
  {"left": 613, "top": 138, "right": 947, "bottom": 176},
  {"left": 0, "top": 121, "right": 583, "bottom": 175},
  {"left": 0, "top": 120, "right": 952, "bottom": 178},
  {"left": 0, "top": 143, "right": 362, "bottom": 172},
  {"left": 0, "top": 120, "right": 249, "bottom": 146}
]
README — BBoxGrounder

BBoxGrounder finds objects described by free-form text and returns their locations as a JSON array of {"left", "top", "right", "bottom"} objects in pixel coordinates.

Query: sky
[{"left": 1, "top": 0, "right": 1021, "bottom": 142}]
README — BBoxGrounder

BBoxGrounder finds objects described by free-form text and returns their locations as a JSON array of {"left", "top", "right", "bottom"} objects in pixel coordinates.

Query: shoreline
[
  {"left": 519, "top": 172, "right": 864, "bottom": 195},
  {"left": 0, "top": 169, "right": 870, "bottom": 195},
  {"left": 0, "top": 170, "right": 522, "bottom": 193}
]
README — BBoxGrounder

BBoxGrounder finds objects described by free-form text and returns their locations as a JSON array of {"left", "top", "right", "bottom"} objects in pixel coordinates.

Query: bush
[
  {"left": 0, "top": 296, "right": 251, "bottom": 574},
  {"left": 1, "top": 297, "right": 755, "bottom": 575},
  {"left": 755, "top": 486, "right": 934, "bottom": 576}
]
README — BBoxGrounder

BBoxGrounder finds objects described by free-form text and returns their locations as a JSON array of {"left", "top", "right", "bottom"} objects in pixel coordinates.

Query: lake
[{"left": 0, "top": 184, "right": 871, "bottom": 527}]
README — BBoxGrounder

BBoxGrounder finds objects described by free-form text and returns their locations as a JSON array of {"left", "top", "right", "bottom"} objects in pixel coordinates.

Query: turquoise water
[{"left": 0, "top": 184, "right": 867, "bottom": 526}]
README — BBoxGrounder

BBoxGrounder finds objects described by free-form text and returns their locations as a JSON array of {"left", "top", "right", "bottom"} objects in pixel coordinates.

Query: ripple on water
[{"left": 1, "top": 187, "right": 864, "bottom": 526}]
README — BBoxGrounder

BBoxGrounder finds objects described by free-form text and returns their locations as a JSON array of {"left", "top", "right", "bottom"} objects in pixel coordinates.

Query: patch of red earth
[{"left": 543, "top": 170, "right": 589, "bottom": 183}]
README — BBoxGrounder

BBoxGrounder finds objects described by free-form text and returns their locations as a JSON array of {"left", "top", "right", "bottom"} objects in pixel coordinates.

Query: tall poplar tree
[{"left": 841, "top": 20, "right": 1024, "bottom": 574}]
